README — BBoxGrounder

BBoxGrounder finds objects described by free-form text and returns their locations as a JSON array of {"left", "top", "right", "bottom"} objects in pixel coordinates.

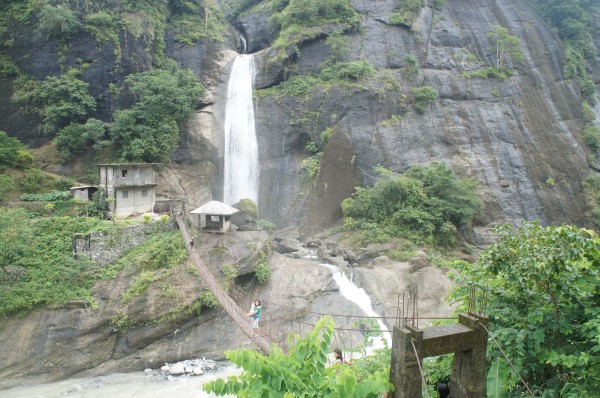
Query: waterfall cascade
[
  {"left": 321, "top": 263, "right": 392, "bottom": 350},
  {"left": 223, "top": 54, "right": 259, "bottom": 206}
]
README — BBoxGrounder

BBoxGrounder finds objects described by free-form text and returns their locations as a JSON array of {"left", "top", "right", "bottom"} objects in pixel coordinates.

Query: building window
[
  {"left": 141, "top": 189, "right": 148, "bottom": 198},
  {"left": 122, "top": 191, "right": 128, "bottom": 199},
  {"left": 210, "top": 215, "right": 220, "bottom": 222},
  {"left": 122, "top": 169, "right": 128, "bottom": 177}
]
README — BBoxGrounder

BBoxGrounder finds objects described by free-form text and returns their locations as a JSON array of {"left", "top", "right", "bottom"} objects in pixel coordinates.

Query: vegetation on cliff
[{"left": 342, "top": 162, "right": 483, "bottom": 246}]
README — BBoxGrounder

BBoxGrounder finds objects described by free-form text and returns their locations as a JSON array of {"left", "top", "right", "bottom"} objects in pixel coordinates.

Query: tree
[
  {"left": 0, "top": 130, "right": 25, "bottom": 170},
  {"left": 37, "top": 69, "right": 96, "bottom": 135},
  {"left": 487, "top": 25, "right": 524, "bottom": 69},
  {"left": 451, "top": 222, "right": 600, "bottom": 397},
  {"left": 110, "top": 64, "right": 204, "bottom": 162},
  {"left": 38, "top": 4, "right": 81, "bottom": 39},
  {"left": 203, "top": 316, "right": 391, "bottom": 397}
]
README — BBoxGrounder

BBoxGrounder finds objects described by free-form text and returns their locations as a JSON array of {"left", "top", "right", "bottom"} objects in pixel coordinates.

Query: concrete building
[
  {"left": 189, "top": 200, "right": 239, "bottom": 232},
  {"left": 97, "top": 163, "right": 157, "bottom": 217}
]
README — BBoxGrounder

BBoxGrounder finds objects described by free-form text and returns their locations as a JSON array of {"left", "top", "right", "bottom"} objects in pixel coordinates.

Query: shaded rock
[
  {"left": 274, "top": 238, "right": 303, "bottom": 254},
  {"left": 408, "top": 253, "right": 430, "bottom": 272}
]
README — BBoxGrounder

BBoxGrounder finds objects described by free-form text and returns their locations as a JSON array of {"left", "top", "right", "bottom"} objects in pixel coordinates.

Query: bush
[
  {"left": 409, "top": 86, "right": 438, "bottom": 113},
  {"left": 20, "top": 169, "right": 46, "bottom": 194},
  {"left": 38, "top": 4, "right": 81, "bottom": 39},
  {"left": 582, "top": 124, "right": 600, "bottom": 151},
  {"left": 320, "top": 60, "right": 375, "bottom": 81},
  {"left": 21, "top": 190, "right": 71, "bottom": 202},
  {"left": 0, "top": 174, "right": 15, "bottom": 202},
  {"left": 463, "top": 66, "right": 513, "bottom": 81},
  {"left": 342, "top": 162, "right": 482, "bottom": 245},
  {"left": 0, "top": 131, "right": 25, "bottom": 170}
]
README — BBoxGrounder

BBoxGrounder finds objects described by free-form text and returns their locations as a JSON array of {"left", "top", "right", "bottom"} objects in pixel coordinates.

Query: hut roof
[{"left": 189, "top": 201, "right": 239, "bottom": 215}]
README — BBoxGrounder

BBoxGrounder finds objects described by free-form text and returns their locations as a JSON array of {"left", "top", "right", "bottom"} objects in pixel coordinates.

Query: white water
[
  {"left": 223, "top": 55, "right": 259, "bottom": 206},
  {"left": 320, "top": 263, "right": 392, "bottom": 351},
  {"left": 0, "top": 367, "right": 240, "bottom": 398}
]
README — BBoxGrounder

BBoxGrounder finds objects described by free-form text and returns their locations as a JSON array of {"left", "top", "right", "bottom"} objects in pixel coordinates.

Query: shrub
[
  {"left": 463, "top": 66, "right": 513, "bottom": 81},
  {"left": 21, "top": 169, "right": 46, "bottom": 194},
  {"left": 0, "top": 174, "right": 15, "bottom": 202},
  {"left": 409, "top": 86, "right": 438, "bottom": 113},
  {"left": 21, "top": 190, "right": 71, "bottom": 202},
  {"left": 257, "top": 219, "right": 276, "bottom": 232},
  {"left": 342, "top": 162, "right": 482, "bottom": 245},
  {"left": 255, "top": 262, "right": 271, "bottom": 284},
  {"left": 319, "top": 60, "right": 375, "bottom": 81},
  {"left": 0, "top": 131, "right": 25, "bottom": 170},
  {"left": 38, "top": 4, "right": 81, "bottom": 39},
  {"left": 582, "top": 124, "right": 600, "bottom": 151},
  {"left": 220, "top": 264, "right": 237, "bottom": 288}
]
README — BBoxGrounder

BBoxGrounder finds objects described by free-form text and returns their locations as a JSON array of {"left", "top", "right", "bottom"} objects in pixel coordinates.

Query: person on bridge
[
  {"left": 333, "top": 348, "right": 351, "bottom": 364},
  {"left": 249, "top": 300, "right": 261, "bottom": 337}
]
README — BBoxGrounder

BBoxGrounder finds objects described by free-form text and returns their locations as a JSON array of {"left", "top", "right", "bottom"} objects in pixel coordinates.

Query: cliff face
[
  {"left": 247, "top": 0, "right": 595, "bottom": 236},
  {"left": 0, "top": 0, "right": 595, "bottom": 233}
]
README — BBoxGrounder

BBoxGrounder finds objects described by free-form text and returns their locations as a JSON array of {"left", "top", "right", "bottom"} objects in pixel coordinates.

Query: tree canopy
[{"left": 452, "top": 222, "right": 600, "bottom": 397}]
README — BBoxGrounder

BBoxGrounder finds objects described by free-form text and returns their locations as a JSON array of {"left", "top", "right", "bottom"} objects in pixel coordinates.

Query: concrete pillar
[
  {"left": 449, "top": 315, "right": 488, "bottom": 398},
  {"left": 390, "top": 326, "right": 422, "bottom": 398}
]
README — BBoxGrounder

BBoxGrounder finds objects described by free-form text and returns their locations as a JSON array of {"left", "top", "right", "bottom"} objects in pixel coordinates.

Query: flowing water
[
  {"left": 321, "top": 263, "right": 392, "bottom": 351},
  {"left": 0, "top": 366, "right": 240, "bottom": 398},
  {"left": 223, "top": 54, "right": 259, "bottom": 206}
]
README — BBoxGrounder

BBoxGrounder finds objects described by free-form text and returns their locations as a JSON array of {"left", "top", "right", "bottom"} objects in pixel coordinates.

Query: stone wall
[{"left": 73, "top": 221, "right": 176, "bottom": 266}]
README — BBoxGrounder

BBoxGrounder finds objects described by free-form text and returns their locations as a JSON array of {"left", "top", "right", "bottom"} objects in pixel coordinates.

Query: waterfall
[
  {"left": 223, "top": 54, "right": 259, "bottom": 206},
  {"left": 321, "top": 263, "right": 392, "bottom": 350}
]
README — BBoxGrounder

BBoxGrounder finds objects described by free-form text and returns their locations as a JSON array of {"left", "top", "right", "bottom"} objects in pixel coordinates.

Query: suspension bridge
[{"left": 175, "top": 214, "right": 537, "bottom": 397}]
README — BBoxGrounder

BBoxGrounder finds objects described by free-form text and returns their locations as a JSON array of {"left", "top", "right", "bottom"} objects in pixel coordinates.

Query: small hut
[
  {"left": 189, "top": 200, "right": 239, "bottom": 232},
  {"left": 69, "top": 186, "right": 98, "bottom": 202}
]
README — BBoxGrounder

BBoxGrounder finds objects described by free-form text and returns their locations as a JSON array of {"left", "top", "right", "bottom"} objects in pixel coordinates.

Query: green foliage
[
  {"left": 581, "top": 102, "right": 596, "bottom": 124},
  {"left": 0, "top": 174, "right": 15, "bottom": 202},
  {"left": 54, "top": 118, "right": 106, "bottom": 160},
  {"left": 220, "top": 264, "right": 237, "bottom": 288},
  {"left": 233, "top": 198, "right": 258, "bottom": 219},
  {"left": 342, "top": 162, "right": 482, "bottom": 246},
  {"left": 257, "top": 219, "right": 276, "bottom": 232},
  {"left": 38, "top": 4, "right": 81, "bottom": 39},
  {"left": 122, "top": 270, "right": 158, "bottom": 303},
  {"left": 0, "top": 213, "right": 107, "bottom": 316},
  {"left": 582, "top": 124, "right": 600, "bottom": 151},
  {"left": 20, "top": 190, "right": 71, "bottom": 202},
  {"left": 389, "top": 0, "right": 423, "bottom": 26},
  {"left": 403, "top": 54, "right": 419, "bottom": 81},
  {"left": 487, "top": 25, "right": 524, "bottom": 69},
  {"left": 301, "top": 153, "right": 322, "bottom": 184},
  {"left": 110, "top": 64, "right": 204, "bottom": 162},
  {"left": 203, "top": 316, "right": 392, "bottom": 397},
  {"left": 486, "top": 359, "right": 510, "bottom": 398},
  {"left": 20, "top": 168, "right": 46, "bottom": 194},
  {"left": 450, "top": 222, "right": 600, "bottom": 396},
  {"left": 55, "top": 176, "right": 76, "bottom": 191},
  {"left": 463, "top": 66, "right": 513, "bottom": 81},
  {"left": 325, "top": 30, "right": 350, "bottom": 64},
  {"left": 199, "top": 289, "right": 219, "bottom": 308},
  {"left": 253, "top": 249, "right": 272, "bottom": 284},
  {"left": 169, "top": 2, "right": 227, "bottom": 44},
  {"left": 409, "top": 86, "right": 438, "bottom": 113},
  {"left": 319, "top": 60, "right": 376, "bottom": 81},
  {"left": 37, "top": 69, "right": 96, "bottom": 135},
  {"left": 545, "top": 177, "right": 555, "bottom": 187},
  {"left": 422, "top": 354, "right": 452, "bottom": 397},
  {"left": 268, "top": 0, "right": 361, "bottom": 66},
  {"left": 85, "top": 11, "right": 121, "bottom": 45},
  {"left": 85, "top": 190, "right": 107, "bottom": 218},
  {"left": 0, "top": 131, "right": 25, "bottom": 170},
  {"left": 99, "top": 231, "right": 187, "bottom": 279}
]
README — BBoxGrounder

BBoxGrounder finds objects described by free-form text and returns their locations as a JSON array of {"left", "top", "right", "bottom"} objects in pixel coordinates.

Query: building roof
[
  {"left": 69, "top": 185, "right": 97, "bottom": 190},
  {"left": 190, "top": 200, "right": 240, "bottom": 215}
]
